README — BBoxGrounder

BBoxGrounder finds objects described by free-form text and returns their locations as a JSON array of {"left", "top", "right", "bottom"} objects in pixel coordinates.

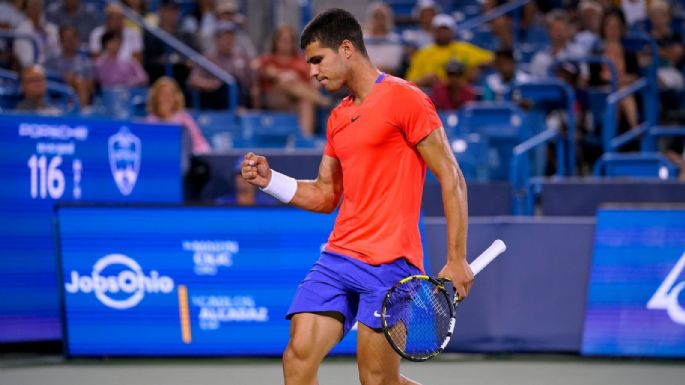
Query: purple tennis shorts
[{"left": 286, "top": 250, "right": 421, "bottom": 335}]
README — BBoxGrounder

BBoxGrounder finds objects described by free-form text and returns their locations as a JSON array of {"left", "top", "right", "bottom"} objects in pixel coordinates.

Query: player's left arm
[{"left": 416, "top": 128, "right": 474, "bottom": 298}]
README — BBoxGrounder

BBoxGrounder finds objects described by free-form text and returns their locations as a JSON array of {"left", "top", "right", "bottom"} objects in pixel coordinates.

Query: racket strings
[{"left": 385, "top": 279, "right": 453, "bottom": 359}]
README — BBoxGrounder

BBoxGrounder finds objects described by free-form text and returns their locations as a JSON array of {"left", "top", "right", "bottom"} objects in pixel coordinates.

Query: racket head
[{"left": 380, "top": 275, "right": 456, "bottom": 362}]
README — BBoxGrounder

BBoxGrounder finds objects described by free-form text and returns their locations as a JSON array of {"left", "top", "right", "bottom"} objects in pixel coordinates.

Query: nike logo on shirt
[{"left": 351, "top": 115, "right": 361, "bottom": 122}]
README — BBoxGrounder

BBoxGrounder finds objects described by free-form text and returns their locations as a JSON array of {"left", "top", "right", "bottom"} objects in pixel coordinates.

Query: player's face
[{"left": 304, "top": 41, "right": 346, "bottom": 92}]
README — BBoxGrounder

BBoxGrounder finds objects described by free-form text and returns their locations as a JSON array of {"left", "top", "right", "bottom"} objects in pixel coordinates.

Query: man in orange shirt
[{"left": 241, "top": 8, "right": 471, "bottom": 385}]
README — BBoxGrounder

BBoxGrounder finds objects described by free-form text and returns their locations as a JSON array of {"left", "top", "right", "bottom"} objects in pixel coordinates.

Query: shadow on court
[{"left": 1, "top": 354, "right": 684, "bottom": 385}]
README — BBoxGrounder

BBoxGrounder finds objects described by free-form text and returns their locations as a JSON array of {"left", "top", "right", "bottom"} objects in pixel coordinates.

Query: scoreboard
[{"left": 0, "top": 114, "right": 182, "bottom": 342}]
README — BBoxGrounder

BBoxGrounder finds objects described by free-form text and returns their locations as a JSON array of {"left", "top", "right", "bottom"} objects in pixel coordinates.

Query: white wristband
[{"left": 260, "top": 170, "right": 297, "bottom": 203}]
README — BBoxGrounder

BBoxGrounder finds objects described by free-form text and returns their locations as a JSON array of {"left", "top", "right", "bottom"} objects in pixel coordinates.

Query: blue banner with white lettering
[
  {"left": 582, "top": 208, "right": 685, "bottom": 357},
  {"left": 0, "top": 114, "right": 182, "bottom": 342},
  {"left": 57, "top": 206, "right": 357, "bottom": 356}
]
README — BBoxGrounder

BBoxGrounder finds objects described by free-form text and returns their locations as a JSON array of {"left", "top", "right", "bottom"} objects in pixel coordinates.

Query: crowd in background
[{"left": 0, "top": 0, "right": 684, "bottom": 178}]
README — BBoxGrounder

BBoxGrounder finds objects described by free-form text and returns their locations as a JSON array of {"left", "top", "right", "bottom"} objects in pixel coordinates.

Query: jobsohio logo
[{"left": 64, "top": 254, "right": 174, "bottom": 309}]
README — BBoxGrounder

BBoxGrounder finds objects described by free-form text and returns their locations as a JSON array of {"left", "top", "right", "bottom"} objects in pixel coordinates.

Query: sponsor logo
[
  {"left": 64, "top": 253, "right": 174, "bottom": 310},
  {"left": 182, "top": 240, "right": 238, "bottom": 276},
  {"left": 191, "top": 295, "right": 268, "bottom": 330},
  {"left": 647, "top": 251, "right": 685, "bottom": 325},
  {"left": 108, "top": 126, "right": 141, "bottom": 196}
]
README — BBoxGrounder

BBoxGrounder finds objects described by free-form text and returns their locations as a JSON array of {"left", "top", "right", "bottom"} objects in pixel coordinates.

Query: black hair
[
  {"left": 101, "top": 30, "right": 122, "bottom": 50},
  {"left": 600, "top": 7, "right": 627, "bottom": 39},
  {"left": 495, "top": 48, "right": 515, "bottom": 61},
  {"left": 300, "top": 8, "right": 368, "bottom": 57}
]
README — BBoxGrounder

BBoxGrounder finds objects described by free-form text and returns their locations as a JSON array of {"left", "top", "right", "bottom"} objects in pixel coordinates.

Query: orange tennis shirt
[{"left": 323, "top": 74, "right": 442, "bottom": 272}]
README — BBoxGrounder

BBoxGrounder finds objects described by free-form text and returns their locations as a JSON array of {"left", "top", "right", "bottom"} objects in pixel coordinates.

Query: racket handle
[{"left": 469, "top": 239, "right": 506, "bottom": 276}]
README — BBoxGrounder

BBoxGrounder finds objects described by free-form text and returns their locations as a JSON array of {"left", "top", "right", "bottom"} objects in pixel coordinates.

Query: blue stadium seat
[
  {"left": 457, "top": 102, "right": 529, "bottom": 180},
  {"left": 450, "top": 133, "right": 490, "bottom": 182},
  {"left": 240, "top": 111, "right": 302, "bottom": 148},
  {"left": 593, "top": 153, "right": 678, "bottom": 179},
  {"left": 438, "top": 110, "right": 460, "bottom": 137},
  {"left": 99, "top": 87, "right": 148, "bottom": 119},
  {"left": 192, "top": 111, "right": 242, "bottom": 151}
]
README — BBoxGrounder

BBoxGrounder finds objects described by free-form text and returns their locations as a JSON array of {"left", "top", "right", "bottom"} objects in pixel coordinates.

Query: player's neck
[{"left": 347, "top": 61, "right": 382, "bottom": 105}]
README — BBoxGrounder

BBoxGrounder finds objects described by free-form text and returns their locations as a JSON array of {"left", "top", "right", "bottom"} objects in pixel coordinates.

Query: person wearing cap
[
  {"left": 406, "top": 13, "right": 493, "bottom": 87},
  {"left": 483, "top": 48, "right": 531, "bottom": 101},
  {"left": 188, "top": 21, "right": 254, "bottom": 109},
  {"left": 401, "top": 0, "right": 441, "bottom": 50},
  {"left": 430, "top": 59, "right": 476, "bottom": 110},
  {"left": 88, "top": 2, "right": 143, "bottom": 62},
  {"left": 195, "top": 0, "right": 257, "bottom": 60}
]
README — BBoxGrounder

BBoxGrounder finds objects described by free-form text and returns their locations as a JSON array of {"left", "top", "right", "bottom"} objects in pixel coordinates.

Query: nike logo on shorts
[{"left": 373, "top": 310, "right": 389, "bottom": 318}]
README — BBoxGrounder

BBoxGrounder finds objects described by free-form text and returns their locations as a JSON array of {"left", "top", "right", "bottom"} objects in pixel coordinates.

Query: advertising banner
[
  {"left": 57, "top": 206, "right": 357, "bottom": 356},
  {"left": 582, "top": 208, "right": 685, "bottom": 357}
]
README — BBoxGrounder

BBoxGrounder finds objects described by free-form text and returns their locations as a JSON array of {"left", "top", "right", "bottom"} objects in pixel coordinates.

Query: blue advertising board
[
  {"left": 0, "top": 114, "right": 182, "bottom": 342},
  {"left": 56, "top": 206, "right": 357, "bottom": 356},
  {"left": 582, "top": 207, "right": 685, "bottom": 357}
]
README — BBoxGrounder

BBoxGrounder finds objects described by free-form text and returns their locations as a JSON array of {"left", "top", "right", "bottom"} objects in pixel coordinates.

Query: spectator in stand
[
  {"left": 0, "top": 0, "right": 26, "bottom": 29},
  {"left": 45, "top": 25, "right": 94, "bottom": 107},
  {"left": 255, "top": 25, "right": 331, "bottom": 136},
  {"left": 198, "top": 0, "right": 256, "bottom": 59},
  {"left": 46, "top": 0, "right": 100, "bottom": 47},
  {"left": 430, "top": 59, "right": 476, "bottom": 110},
  {"left": 664, "top": 139, "right": 685, "bottom": 180},
  {"left": 14, "top": 64, "right": 60, "bottom": 114},
  {"left": 180, "top": 0, "right": 215, "bottom": 42},
  {"left": 13, "top": 0, "right": 60, "bottom": 68},
  {"left": 188, "top": 21, "right": 253, "bottom": 110},
  {"left": 0, "top": 0, "right": 25, "bottom": 71},
  {"left": 406, "top": 13, "right": 493, "bottom": 88},
  {"left": 529, "top": 10, "right": 584, "bottom": 79},
  {"left": 89, "top": 3, "right": 142, "bottom": 62},
  {"left": 620, "top": 0, "right": 647, "bottom": 26},
  {"left": 142, "top": 0, "right": 199, "bottom": 86},
  {"left": 402, "top": 0, "right": 440, "bottom": 51},
  {"left": 216, "top": 160, "right": 277, "bottom": 205},
  {"left": 94, "top": 30, "right": 147, "bottom": 89},
  {"left": 363, "top": 2, "right": 403, "bottom": 75},
  {"left": 484, "top": 48, "right": 531, "bottom": 101},
  {"left": 121, "top": 0, "right": 156, "bottom": 35},
  {"left": 573, "top": 0, "right": 604, "bottom": 55},
  {"left": 589, "top": 8, "right": 640, "bottom": 131},
  {"left": 646, "top": 0, "right": 684, "bottom": 122},
  {"left": 146, "top": 76, "right": 211, "bottom": 155}
]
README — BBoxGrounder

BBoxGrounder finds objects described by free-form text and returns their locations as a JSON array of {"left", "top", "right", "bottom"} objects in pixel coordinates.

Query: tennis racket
[{"left": 380, "top": 239, "right": 507, "bottom": 362}]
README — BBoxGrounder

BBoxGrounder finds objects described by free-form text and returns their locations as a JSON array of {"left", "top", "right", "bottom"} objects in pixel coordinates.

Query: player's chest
[{"left": 329, "top": 111, "right": 406, "bottom": 158}]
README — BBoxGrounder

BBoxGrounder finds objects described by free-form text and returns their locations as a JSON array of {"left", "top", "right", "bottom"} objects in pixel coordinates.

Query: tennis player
[{"left": 241, "top": 8, "right": 471, "bottom": 385}]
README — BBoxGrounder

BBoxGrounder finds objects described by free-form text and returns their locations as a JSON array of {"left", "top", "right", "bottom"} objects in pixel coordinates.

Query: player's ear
[{"left": 339, "top": 40, "right": 354, "bottom": 59}]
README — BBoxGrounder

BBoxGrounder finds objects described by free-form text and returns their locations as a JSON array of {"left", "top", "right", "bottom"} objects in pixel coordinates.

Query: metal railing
[
  {"left": 105, "top": 0, "right": 239, "bottom": 111},
  {"left": 602, "top": 33, "right": 660, "bottom": 151},
  {"left": 0, "top": 30, "right": 40, "bottom": 66}
]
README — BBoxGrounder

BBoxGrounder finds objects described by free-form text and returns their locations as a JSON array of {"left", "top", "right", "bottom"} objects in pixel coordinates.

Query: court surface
[{"left": 2, "top": 354, "right": 684, "bottom": 385}]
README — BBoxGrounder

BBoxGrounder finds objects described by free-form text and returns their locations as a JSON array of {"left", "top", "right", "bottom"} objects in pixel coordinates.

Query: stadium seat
[
  {"left": 593, "top": 152, "right": 678, "bottom": 179},
  {"left": 450, "top": 132, "right": 490, "bottom": 181},
  {"left": 239, "top": 111, "right": 301, "bottom": 148},
  {"left": 457, "top": 102, "right": 529, "bottom": 180},
  {"left": 192, "top": 111, "right": 242, "bottom": 151}
]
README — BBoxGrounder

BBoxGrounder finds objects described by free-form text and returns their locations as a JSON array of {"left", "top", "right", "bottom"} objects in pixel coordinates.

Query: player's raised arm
[
  {"left": 241, "top": 152, "right": 343, "bottom": 213},
  {"left": 416, "top": 128, "right": 473, "bottom": 298}
]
